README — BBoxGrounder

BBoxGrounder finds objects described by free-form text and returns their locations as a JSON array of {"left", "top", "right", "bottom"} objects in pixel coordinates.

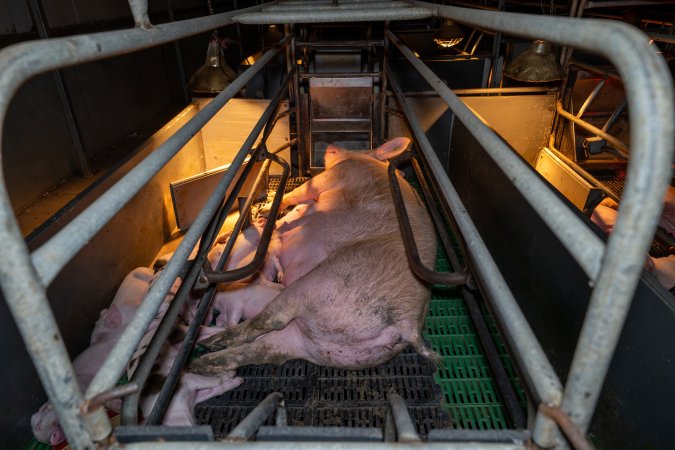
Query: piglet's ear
[
  {"left": 372, "top": 137, "right": 411, "bottom": 161},
  {"left": 104, "top": 306, "right": 123, "bottom": 329}
]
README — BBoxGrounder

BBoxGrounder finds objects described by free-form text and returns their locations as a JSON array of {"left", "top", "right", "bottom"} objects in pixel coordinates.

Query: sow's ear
[{"left": 371, "top": 137, "right": 411, "bottom": 161}]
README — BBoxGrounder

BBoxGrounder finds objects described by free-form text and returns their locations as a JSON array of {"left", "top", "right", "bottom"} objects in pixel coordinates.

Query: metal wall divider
[{"left": 0, "top": 0, "right": 671, "bottom": 448}]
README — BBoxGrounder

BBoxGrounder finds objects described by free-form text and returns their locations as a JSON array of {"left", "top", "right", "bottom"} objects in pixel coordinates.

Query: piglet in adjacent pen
[
  {"left": 31, "top": 267, "right": 157, "bottom": 445},
  {"left": 189, "top": 137, "right": 440, "bottom": 374}
]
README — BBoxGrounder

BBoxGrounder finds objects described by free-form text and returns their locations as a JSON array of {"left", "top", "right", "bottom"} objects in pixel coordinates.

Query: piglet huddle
[{"left": 32, "top": 137, "right": 439, "bottom": 445}]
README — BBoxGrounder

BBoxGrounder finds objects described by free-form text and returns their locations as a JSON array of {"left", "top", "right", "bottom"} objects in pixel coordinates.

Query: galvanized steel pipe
[
  {"left": 116, "top": 442, "right": 526, "bottom": 450},
  {"left": 413, "top": 1, "right": 675, "bottom": 442},
  {"left": 387, "top": 28, "right": 605, "bottom": 284},
  {"left": 387, "top": 68, "right": 566, "bottom": 449},
  {"left": 233, "top": 8, "right": 433, "bottom": 24},
  {"left": 82, "top": 39, "right": 289, "bottom": 400}
]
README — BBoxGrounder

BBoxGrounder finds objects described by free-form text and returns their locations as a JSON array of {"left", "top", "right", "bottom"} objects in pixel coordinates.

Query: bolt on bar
[
  {"left": 387, "top": 29, "right": 605, "bottom": 282},
  {"left": 84, "top": 38, "right": 290, "bottom": 402},
  {"left": 386, "top": 69, "right": 566, "bottom": 449},
  {"left": 414, "top": 0, "right": 675, "bottom": 441}
]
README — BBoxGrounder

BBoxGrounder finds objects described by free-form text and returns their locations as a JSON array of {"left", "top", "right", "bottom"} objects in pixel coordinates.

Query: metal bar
[
  {"left": 585, "top": 0, "right": 663, "bottom": 7},
  {"left": 82, "top": 383, "right": 139, "bottom": 415},
  {"left": 406, "top": 87, "right": 555, "bottom": 96},
  {"left": 296, "top": 40, "right": 384, "bottom": 47},
  {"left": 428, "top": 429, "right": 531, "bottom": 443},
  {"left": 262, "top": 1, "right": 410, "bottom": 11},
  {"left": 568, "top": 59, "right": 620, "bottom": 80},
  {"left": 411, "top": 157, "right": 526, "bottom": 430},
  {"left": 166, "top": 0, "right": 190, "bottom": 105},
  {"left": 118, "top": 442, "right": 526, "bottom": 449},
  {"left": 30, "top": 36, "right": 287, "bottom": 287},
  {"left": 412, "top": 0, "right": 675, "bottom": 441},
  {"left": 271, "top": 138, "right": 297, "bottom": 155},
  {"left": 380, "top": 21, "right": 390, "bottom": 144},
  {"left": 601, "top": 98, "right": 627, "bottom": 133},
  {"left": 388, "top": 152, "right": 468, "bottom": 285},
  {"left": 387, "top": 394, "right": 421, "bottom": 442},
  {"left": 26, "top": 0, "right": 94, "bottom": 178},
  {"left": 648, "top": 32, "right": 675, "bottom": 45},
  {"left": 203, "top": 152, "right": 289, "bottom": 284},
  {"left": 232, "top": 7, "right": 434, "bottom": 24},
  {"left": 122, "top": 137, "right": 271, "bottom": 425},
  {"left": 575, "top": 77, "right": 606, "bottom": 118},
  {"left": 556, "top": 101, "right": 629, "bottom": 157},
  {"left": 387, "top": 68, "right": 566, "bottom": 449},
  {"left": 227, "top": 392, "right": 284, "bottom": 440},
  {"left": 146, "top": 157, "right": 276, "bottom": 425},
  {"left": 83, "top": 42, "right": 290, "bottom": 400},
  {"left": 539, "top": 404, "right": 596, "bottom": 450},
  {"left": 387, "top": 29, "right": 606, "bottom": 282},
  {"left": 298, "top": 72, "right": 381, "bottom": 79}
]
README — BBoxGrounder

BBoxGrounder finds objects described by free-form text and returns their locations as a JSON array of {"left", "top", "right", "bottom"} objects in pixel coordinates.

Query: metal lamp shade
[{"left": 504, "top": 40, "right": 563, "bottom": 82}]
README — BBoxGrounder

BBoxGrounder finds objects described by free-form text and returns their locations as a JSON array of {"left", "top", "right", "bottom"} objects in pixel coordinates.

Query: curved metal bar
[
  {"left": 84, "top": 48, "right": 291, "bottom": 402},
  {"left": 387, "top": 152, "right": 468, "bottom": 286},
  {"left": 203, "top": 152, "right": 290, "bottom": 283},
  {"left": 145, "top": 157, "right": 276, "bottom": 425},
  {"left": 556, "top": 101, "right": 629, "bottom": 157},
  {"left": 0, "top": 4, "right": 269, "bottom": 445},
  {"left": 386, "top": 65, "right": 565, "bottom": 448},
  {"left": 538, "top": 404, "right": 596, "bottom": 450},
  {"left": 411, "top": 1, "right": 675, "bottom": 442},
  {"left": 227, "top": 392, "right": 284, "bottom": 441},
  {"left": 121, "top": 143, "right": 269, "bottom": 425},
  {"left": 387, "top": 28, "right": 604, "bottom": 284}
]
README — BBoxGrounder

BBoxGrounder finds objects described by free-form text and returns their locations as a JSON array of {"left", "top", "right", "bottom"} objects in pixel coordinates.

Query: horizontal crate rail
[
  {"left": 117, "top": 444, "right": 526, "bottom": 450},
  {"left": 385, "top": 66, "right": 566, "bottom": 449}
]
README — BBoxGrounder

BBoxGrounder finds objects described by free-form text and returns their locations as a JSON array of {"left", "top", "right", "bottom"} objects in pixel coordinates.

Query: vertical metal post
[
  {"left": 489, "top": 0, "right": 505, "bottom": 87},
  {"left": 379, "top": 21, "right": 390, "bottom": 143},
  {"left": 166, "top": 0, "right": 190, "bottom": 104},
  {"left": 26, "top": 0, "right": 93, "bottom": 178}
]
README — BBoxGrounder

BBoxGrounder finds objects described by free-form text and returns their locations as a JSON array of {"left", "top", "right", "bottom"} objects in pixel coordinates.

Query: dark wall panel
[
  {"left": 63, "top": 47, "right": 176, "bottom": 159},
  {"left": 3, "top": 73, "right": 77, "bottom": 213},
  {"left": 446, "top": 120, "right": 675, "bottom": 450},
  {"left": 0, "top": 106, "right": 204, "bottom": 448}
]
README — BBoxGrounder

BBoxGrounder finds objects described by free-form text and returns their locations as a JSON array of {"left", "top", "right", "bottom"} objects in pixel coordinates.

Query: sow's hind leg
[{"left": 188, "top": 322, "right": 315, "bottom": 376}]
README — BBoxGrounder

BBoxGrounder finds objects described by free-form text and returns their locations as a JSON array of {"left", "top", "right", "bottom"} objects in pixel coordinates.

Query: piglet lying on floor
[
  {"left": 31, "top": 267, "right": 156, "bottom": 445},
  {"left": 189, "top": 137, "right": 440, "bottom": 375},
  {"left": 127, "top": 324, "right": 242, "bottom": 426},
  {"left": 31, "top": 264, "right": 239, "bottom": 445}
]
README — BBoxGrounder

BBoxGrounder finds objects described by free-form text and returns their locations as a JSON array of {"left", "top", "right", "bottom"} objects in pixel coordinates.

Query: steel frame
[{"left": 0, "top": 0, "right": 672, "bottom": 449}]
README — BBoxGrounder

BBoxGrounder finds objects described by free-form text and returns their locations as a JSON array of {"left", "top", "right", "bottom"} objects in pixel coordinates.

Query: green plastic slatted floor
[{"left": 425, "top": 248, "right": 526, "bottom": 430}]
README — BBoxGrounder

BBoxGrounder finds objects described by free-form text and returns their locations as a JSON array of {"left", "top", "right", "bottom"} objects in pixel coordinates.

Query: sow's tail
[{"left": 410, "top": 333, "right": 441, "bottom": 366}]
